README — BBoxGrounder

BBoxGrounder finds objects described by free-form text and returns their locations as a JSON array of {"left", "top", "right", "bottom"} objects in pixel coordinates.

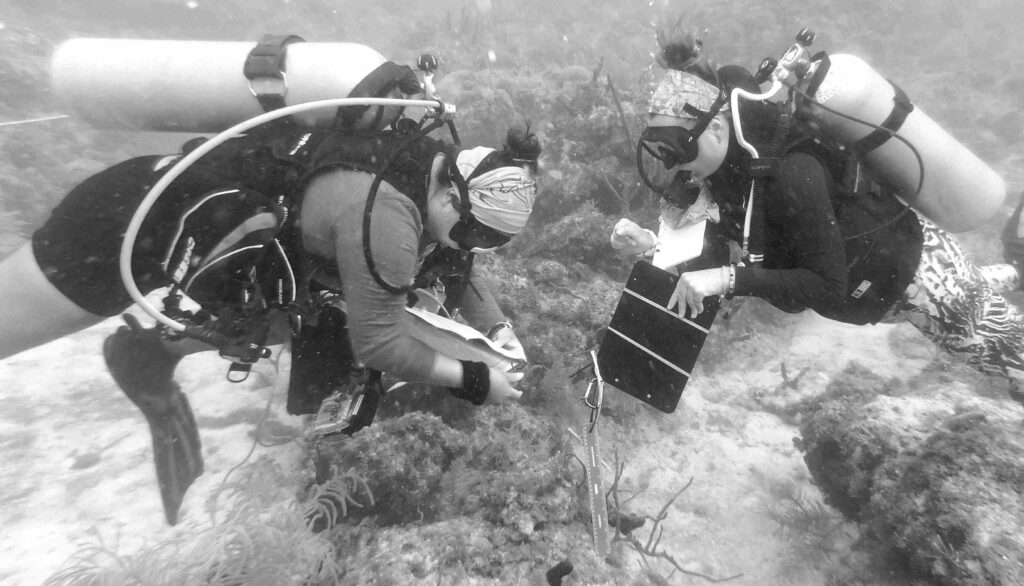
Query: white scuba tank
[
  {"left": 51, "top": 37, "right": 395, "bottom": 132},
  {"left": 794, "top": 52, "right": 1006, "bottom": 233}
]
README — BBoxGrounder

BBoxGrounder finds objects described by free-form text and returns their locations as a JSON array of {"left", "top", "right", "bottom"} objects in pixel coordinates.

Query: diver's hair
[
  {"left": 466, "top": 123, "right": 542, "bottom": 180},
  {"left": 655, "top": 16, "right": 780, "bottom": 155},
  {"left": 504, "top": 124, "right": 541, "bottom": 174},
  {"left": 655, "top": 14, "right": 717, "bottom": 83}
]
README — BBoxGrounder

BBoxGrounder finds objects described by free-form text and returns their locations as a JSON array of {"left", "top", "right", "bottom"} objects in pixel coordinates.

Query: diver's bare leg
[{"left": 0, "top": 243, "right": 105, "bottom": 360}]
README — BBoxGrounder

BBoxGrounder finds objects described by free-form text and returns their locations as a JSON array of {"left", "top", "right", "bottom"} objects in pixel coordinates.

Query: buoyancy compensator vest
[
  {"left": 142, "top": 119, "right": 460, "bottom": 377},
  {"left": 162, "top": 120, "right": 451, "bottom": 309},
  {"left": 783, "top": 128, "right": 924, "bottom": 325}
]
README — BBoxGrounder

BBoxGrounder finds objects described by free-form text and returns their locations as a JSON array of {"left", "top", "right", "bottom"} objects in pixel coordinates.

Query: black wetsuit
[
  {"left": 728, "top": 150, "right": 848, "bottom": 316},
  {"left": 705, "top": 131, "right": 1024, "bottom": 381}
]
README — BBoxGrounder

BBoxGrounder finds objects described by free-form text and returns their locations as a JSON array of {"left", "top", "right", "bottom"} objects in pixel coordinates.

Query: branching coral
[
  {"left": 761, "top": 477, "right": 858, "bottom": 570},
  {"left": 601, "top": 454, "right": 744, "bottom": 583}
]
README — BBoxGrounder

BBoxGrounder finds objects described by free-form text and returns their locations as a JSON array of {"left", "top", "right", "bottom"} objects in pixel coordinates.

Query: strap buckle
[
  {"left": 248, "top": 74, "right": 289, "bottom": 109},
  {"left": 243, "top": 34, "right": 305, "bottom": 112},
  {"left": 583, "top": 349, "right": 604, "bottom": 434}
]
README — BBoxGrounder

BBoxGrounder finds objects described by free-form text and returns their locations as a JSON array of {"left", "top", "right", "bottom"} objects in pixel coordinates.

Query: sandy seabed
[
  {"left": 0, "top": 307, "right": 931, "bottom": 586},
  {"left": 0, "top": 312, "right": 307, "bottom": 586}
]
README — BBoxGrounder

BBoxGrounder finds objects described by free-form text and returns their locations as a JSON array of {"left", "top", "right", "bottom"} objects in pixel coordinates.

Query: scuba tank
[
  {"left": 752, "top": 29, "right": 1005, "bottom": 233},
  {"left": 51, "top": 35, "right": 399, "bottom": 132}
]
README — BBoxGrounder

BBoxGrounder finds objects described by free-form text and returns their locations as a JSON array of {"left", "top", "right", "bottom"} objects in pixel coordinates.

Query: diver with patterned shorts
[{"left": 612, "top": 23, "right": 1024, "bottom": 397}]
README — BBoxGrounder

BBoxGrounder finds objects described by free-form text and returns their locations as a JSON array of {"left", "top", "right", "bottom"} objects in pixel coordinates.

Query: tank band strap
[
  {"left": 244, "top": 34, "right": 306, "bottom": 112},
  {"left": 851, "top": 83, "right": 914, "bottom": 156},
  {"left": 805, "top": 51, "right": 832, "bottom": 99},
  {"left": 332, "top": 61, "right": 422, "bottom": 130}
]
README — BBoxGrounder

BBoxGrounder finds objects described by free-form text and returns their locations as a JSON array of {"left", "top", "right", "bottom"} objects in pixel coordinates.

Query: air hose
[
  {"left": 118, "top": 97, "right": 446, "bottom": 334},
  {"left": 729, "top": 80, "right": 783, "bottom": 266}
]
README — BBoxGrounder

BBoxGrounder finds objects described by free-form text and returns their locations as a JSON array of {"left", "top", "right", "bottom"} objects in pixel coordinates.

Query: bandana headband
[
  {"left": 457, "top": 147, "right": 537, "bottom": 235},
  {"left": 648, "top": 70, "right": 724, "bottom": 119}
]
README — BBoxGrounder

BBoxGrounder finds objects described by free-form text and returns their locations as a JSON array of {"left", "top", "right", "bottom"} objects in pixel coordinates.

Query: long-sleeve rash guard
[
  {"left": 299, "top": 169, "right": 505, "bottom": 383},
  {"left": 728, "top": 151, "right": 848, "bottom": 315}
]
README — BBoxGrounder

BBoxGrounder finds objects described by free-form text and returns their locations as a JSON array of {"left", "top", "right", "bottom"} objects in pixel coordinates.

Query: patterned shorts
[{"left": 883, "top": 219, "right": 1024, "bottom": 379}]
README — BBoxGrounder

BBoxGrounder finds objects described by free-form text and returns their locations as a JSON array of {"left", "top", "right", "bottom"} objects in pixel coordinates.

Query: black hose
[{"left": 362, "top": 118, "right": 447, "bottom": 294}]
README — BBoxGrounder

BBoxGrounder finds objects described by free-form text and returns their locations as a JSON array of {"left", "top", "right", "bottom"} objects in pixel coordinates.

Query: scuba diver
[
  {"left": 611, "top": 22, "right": 1024, "bottom": 393},
  {"left": 0, "top": 44, "right": 540, "bottom": 525}
]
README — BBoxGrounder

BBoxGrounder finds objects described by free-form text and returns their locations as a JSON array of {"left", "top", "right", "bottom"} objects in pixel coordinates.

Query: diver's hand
[
  {"left": 668, "top": 267, "right": 728, "bottom": 318},
  {"left": 485, "top": 366, "right": 522, "bottom": 404},
  {"left": 610, "top": 218, "right": 656, "bottom": 256},
  {"left": 489, "top": 324, "right": 527, "bottom": 383}
]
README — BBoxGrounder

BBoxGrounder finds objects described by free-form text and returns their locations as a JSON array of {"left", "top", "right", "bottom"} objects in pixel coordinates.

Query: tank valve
[
  {"left": 415, "top": 54, "right": 456, "bottom": 121},
  {"left": 417, "top": 53, "right": 441, "bottom": 102},
  {"left": 796, "top": 28, "right": 816, "bottom": 47},
  {"left": 774, "top": 29, "right": 816, "bottom": 86}
]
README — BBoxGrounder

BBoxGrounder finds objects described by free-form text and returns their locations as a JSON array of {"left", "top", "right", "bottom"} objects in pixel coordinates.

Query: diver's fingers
[
  {"left": 689, "top": 296, "right": 704, "bottom": 317},
  {"left": 668, "top": 289, "right": 682, "bottom": 315},
  {"left": 485, "top": 368, "right": 523, "bottom": 404},
  {"left": 486, "top": 385, "right": 522, "bottom": 404},
  {"left": 613, "top": 218, "right": 640, "bottom": 234},
  {"left": 610, "top": 219, "right": 642, "bottom": 249},
  {"left": 610, "top": 229, "right": 634, "bottom": 249},
  {"left": 491, "top": 327, "right": 515, "bottom": 346}
]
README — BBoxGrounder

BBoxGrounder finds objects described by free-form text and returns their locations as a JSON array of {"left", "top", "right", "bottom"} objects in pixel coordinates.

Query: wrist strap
[
  {"left": 450, "top": 360, "right": 490, "bottom": 405},
  {"left": 486, "top": 320, "right": 513, "bottom": 338},
  {"left": 641, "top": 229, "right": 659, "bottom": 258}
]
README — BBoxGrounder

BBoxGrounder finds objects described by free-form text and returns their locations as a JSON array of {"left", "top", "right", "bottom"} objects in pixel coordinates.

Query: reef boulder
[{"left": 797, "top": 363, "right": 1024, "bottom": 585}]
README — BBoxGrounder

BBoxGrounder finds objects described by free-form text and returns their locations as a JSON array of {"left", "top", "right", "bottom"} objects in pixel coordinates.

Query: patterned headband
[{"left": 648, "top": 70, "right": 724, "bottom": 119}]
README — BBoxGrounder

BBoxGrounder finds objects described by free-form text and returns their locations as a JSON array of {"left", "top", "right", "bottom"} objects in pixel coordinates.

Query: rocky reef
[{"left": 797, "top": 361, "right": 1024, "bottom": 585}]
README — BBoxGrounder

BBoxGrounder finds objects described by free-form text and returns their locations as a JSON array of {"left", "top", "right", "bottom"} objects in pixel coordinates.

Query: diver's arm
[
  {"left": 732, "top": 152, "right": 847, "bottom": 312},
  {"left": 322, "top": 179, "right": 519, "bottom": 402},
  {"left": 453, "top": 262, "right": 527, "bottom": 380}
]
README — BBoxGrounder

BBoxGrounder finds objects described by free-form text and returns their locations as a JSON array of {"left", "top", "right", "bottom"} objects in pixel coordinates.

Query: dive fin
[
  {"left": 103, "top": 314, "right": 204, "bottom": 525},
  {"left": 144, "top": 386, "right": 204, "bottom": 525}
]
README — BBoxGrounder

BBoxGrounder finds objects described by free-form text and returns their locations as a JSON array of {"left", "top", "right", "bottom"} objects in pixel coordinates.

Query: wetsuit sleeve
[
  {"left": 450, "top": 262, "right": 506, "bottom": 332},
  {"left": 731, "top": 152, "right": 847, "bottom": 314},
  {"left": 329, "top": 183, "right": 445, "bottom": 381}
]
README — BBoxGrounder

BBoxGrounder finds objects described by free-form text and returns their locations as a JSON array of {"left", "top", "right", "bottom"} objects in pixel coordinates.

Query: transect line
[{"left": 0, "top": 114, "right": 70, "bottom": 127}]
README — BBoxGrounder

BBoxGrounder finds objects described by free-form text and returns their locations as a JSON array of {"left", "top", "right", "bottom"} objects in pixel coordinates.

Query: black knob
[
  {"left": 796, "top": 28, "right": 815, "bottom": 46},
  {"left": 417, "top": 54, "right": 439, "bottom": 73},
  {"left": 755, "top": 57, "right": 778, "bottom": 84}
]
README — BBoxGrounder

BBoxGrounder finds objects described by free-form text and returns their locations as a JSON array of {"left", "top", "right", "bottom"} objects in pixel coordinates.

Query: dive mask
[
  {"left": 637, "top": 87, "right": 728, "bottom": 195},
  {"left": 635, "top": 127, "right": 704, "bottom": 210},
  {"left": 448, "top": 213, "right": 513, "bottom": 253},
  {"left": 639, "top": 124, "right": 704, "bottom": 169},
  {"left": 440, "top": 158, "right": 514, "bottom": 254}
]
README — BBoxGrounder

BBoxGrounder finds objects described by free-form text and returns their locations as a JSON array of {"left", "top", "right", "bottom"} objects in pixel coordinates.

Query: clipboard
[
  {"left": 596, "top": 261, "right": 719, "bottom": 413},
  {"left": 404, "top": 306, "right": 526, "bottom": 373},
  {"left": 652, "top": 218, "right": 706, "bottom": 270}
]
